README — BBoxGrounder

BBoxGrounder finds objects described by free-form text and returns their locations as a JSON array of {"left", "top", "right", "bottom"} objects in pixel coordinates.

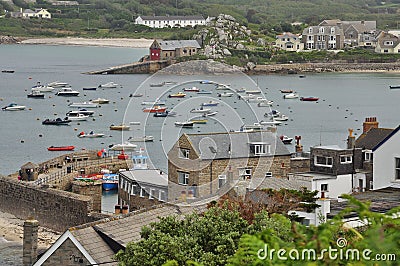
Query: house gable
[{"left": 33, "top": 231, "right": 97, "bottom": 265}]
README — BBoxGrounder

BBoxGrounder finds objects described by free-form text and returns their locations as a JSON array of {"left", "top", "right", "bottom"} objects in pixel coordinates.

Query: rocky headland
[{"left": 0, "top": 35, "right": 22, "bottom": 44}]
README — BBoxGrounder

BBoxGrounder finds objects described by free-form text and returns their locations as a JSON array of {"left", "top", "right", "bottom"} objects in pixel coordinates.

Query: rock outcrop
[
  {"left": 158, "top": 59, "right": 244, "bottom": 75},
  {"left": 193, "top": 14, "right": 252, "bottom": 60},
  {"left": 0, "top": 36, "right": 22, "bottom": 44}
]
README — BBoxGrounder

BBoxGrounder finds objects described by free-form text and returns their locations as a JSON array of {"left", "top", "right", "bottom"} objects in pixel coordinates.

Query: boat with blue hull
[{"left": 102, "top": 173, "right": 119, "bottom": 191}]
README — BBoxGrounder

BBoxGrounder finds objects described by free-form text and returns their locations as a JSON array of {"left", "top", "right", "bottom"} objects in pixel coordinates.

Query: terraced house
[{"left": 302, "top": 25, "right": 344, "bottom": 50}]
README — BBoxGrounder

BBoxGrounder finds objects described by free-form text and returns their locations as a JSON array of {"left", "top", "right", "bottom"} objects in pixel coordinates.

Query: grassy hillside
[{"left": 1, "top": 0, "right": 400, "bottom": 37}]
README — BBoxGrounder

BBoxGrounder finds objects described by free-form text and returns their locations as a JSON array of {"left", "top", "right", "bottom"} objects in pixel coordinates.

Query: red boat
[
  {"left": 300, "top": 96, "right": 319, "bottom": 101},
  {"left": 143, "top": 106, "right": 167, "bottom": 113},
  {"left": 47, "top": 146, "right": 75, "bottom": 151}
]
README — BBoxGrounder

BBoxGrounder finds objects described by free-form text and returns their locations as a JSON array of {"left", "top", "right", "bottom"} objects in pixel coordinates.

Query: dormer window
[
  {"left": 330, "top": 27, "right": 335, "bottom": 34},
  {"left": 249, "top": 142, "right": 270, "bottom": 155},
  {"left": 384, "top": 41, "right": 394, "bottom": 46},
  {"left": 340, "top": 155, "right": 352, "bottom": 164},
  {"left": 308, "top": 27, "right": 313, "bottom": 34},
  {"left": 319, "top": 27, "right": 324, "bottom": 34},
  {"left": 314, "top": 156, "right": 333, "bottom": 167},
  {"left": 364, "top": 150, "right": 372, "bottom": 162}
]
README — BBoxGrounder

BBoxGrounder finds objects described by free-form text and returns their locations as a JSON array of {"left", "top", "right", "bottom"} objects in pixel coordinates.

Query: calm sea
[{"left": 0, "top": 44, "right": 400, "bottom": 265}]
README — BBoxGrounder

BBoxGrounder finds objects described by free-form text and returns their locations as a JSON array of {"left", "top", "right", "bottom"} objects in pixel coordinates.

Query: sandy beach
[
  {"left": 0, "top": 211, "right": 60, "bottom": 248},
  {"left": 20, "top": 37, "right": 153, "bottom": 48}
]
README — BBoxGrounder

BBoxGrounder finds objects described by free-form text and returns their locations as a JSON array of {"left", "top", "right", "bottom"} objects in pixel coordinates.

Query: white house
[
  {"left": 372, "top": 126, "right": 400, "bottom": 190},
  {"left": 22, "top": 8, "right": 51, "bottom": 19},
  {"left": 135, "top": 15, "right": 206, "bottom": 28},
  {"left": 275, "top": 32, "right": 304, "bottom": 51}
]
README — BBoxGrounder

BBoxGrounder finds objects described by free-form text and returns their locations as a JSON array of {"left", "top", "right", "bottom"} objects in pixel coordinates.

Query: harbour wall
[
  {"left": 0, "top": 176, "right": 100, "bottom": 232},
  {"left": 86, "top": 60, "right": 171, "bottom": 75}
]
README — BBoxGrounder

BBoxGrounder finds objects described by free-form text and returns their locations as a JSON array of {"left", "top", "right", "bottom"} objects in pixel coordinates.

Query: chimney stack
[
  {"left": 347, "top": 128, "right": 355, "bottom": 149},
  {"left": 363, "top": 117, "right": 379, "bottom": 134},
  {"left": 295, "top": 136, "right": 303, "bottom": 154},
  {"left": 23, "top": 218, "right": 39, "bottom": 266}
]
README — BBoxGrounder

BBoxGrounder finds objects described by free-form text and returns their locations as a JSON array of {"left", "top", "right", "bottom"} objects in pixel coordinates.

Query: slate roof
[
  {"left": 21, "top": 161, "right": 39, "bottom": 169},
  {"left": 355, "top": 127, "right": 394, "bottom": 150},
  {"left": 184, "top": 131, "right": 291, "bottom": 160},
  {"left": 120, "top": 169, "right": 168, "bottom": 187},
  {"left": 68, "top": 204, "right": 207, "bottom": 263},
  {"left": 254, "top": 176, "right": 310, "bottom": 191},
  {"left": 328, "top": 187, "right": 400, "bottom": 218},
  {"left": 139, "top": 15, "right": 204, "bottom": 21},
  {"left": 157, "top": 40, "right": 201, "bottom": 50},
  {"left": 302, "top": 26, "right": 344, "bottom": 35}
]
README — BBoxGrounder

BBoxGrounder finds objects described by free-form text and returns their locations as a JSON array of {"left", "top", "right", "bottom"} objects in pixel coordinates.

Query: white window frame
[
  {"left": 364, "top": 150, "right": 372, "bottom": 162},
  {"left": 159, "top": 190, "right": 166, "bottom": 202},
  {"left": 314, "top": 156, "right": 333, "bottom": 167},
  {"left": 395, "top": 158, "right": 400, "bottom": 180},
  {"left": 149, "top": 188, "right": 155, "bottom": 199},
  {"left": 140, "top": 187, "right": 146, "bottom": 197},
  {"left": 320, "top": 184, "right": 328, "bottom": 192},
  {"left": 180, "top": 148, "right": 190, "bottom": 159},
  {"left": 218, "top": 175, "right": 227, "bottom": 189},
  {"left": 340, "top": 155, "right": 352, "bottom": 164},
  {"left": 178, "top": 171, "right": 189, "bottom": 185},
  {"left": 239, "top": 168, "right": 252, "bottom": 179},
  {"left": 131, "top": 184, "right": 137, "bottom": 195}
]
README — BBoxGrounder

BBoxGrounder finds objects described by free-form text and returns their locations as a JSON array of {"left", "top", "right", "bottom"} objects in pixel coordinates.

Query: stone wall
[
  {"left": 290, "top": 157, "right": 310, "bottom": 173},
  {"left": 0, "top": 176, "right": 99, "bottom": 232},
  {"left": 87, "top": 60, "right": 171, "bottom": 74},
  {"left": 41, "top": 238, "right": 90, "bottom": 266},
  {"left": 72, "top": 181, "right": 102, "bottom": 213}
]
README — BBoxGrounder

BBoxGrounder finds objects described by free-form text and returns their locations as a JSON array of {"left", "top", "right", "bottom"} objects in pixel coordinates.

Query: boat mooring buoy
[
  {"left": 74, "top": 128, "right": 78, "bottom": 131},
  {"left": 20, "top": 139, "right": 25, "bottom": 143},
  {"left": 39, "top": 134, "right": 43, "bottom": 137}
]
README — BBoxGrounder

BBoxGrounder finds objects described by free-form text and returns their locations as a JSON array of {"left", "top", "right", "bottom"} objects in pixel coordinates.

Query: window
[
  {"left": 315, "top": 156, "right": 333, "bottom": 167},
  {"left": 265, "top": 172, "right": 273, "bottom": 178},
  {"left": 384, "top": 49, "right": 389, "bottom": 53},
  {"left": 250, "top": 143, "right": 270, "bottom": 155},
  {"left": 140, "top": 187, "right": 149, "bottom": 198},
  {"left": 308, "top": 36, "right": 313, "bottom": 41},
  {"left": 180, "top": 148, "right": 190, "bottom": 159},
  {"left": 131, "top": 184, "right": 140, "bottom": 195},
  {"left": 321, "top": 184, "right": 328, "bottom": 191},
  {"left": 364, "top": 151, "right": 372, "bottom": 162},
  {"left": 308, "top": 27, "right": 313, "bottom": 34},
  {"left": 319, "top": 27, "right": 324, "bottom": 34},
  {"left": 178, "top": 171, "right": 189, "bottom": 185},
  {"left": 239, "top": 168, "right": 252, "bottom": 179},
  {"left": 317, "top": 35, "right": 321, "bottom": 41},
  {"left": 396, "top": 158, "right": 400, "bottom": 180},
  {"left": 330, "top": 27, "right": 335, "bottom": 34},
  {"left": 384, "top": 41, "right": 394, "bottom": 46},
  {"left": 159, "top": 190, "right": 166, "bottom": 201},
  {"left": 340, "top": 155, "right": 352, "bottom": 164},
  {"left": 218, "top": 175, "right": 227, "bottom": 189},
  {"left": 149, "top": 188, "right": 155, "bottom": 199}
]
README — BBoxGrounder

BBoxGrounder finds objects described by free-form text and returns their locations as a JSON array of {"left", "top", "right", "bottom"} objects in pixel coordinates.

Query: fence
[{"left": 34, "top": 156, "right": 131, "bottom": 186}]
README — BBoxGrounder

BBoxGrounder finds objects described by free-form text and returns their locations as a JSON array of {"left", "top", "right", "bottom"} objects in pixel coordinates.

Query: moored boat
[
  {"left": 153, "top": 111, "right": 177, "bottom": 117},
  {"left": 32, "top": 82, "right": 54, "bottom": 92},
  {"left": 389, "top": 85, "right": 400, "bottom": 89},
  {"left": 78, "top": 131, "right": 105, "bottom": 138},
  {"left": 2, "top": 70, "right": 15, "bottom": 73},
  {"left": 110, "top": 124, "right": 130, "bottom": 131},
  {"left": 66, "top": 109, "right": 95, "bottom": 116},
  {"left": 175, "top": 121, "right": 194, "bottom": 128},
  {"left": 68, "top": 101, "right": 98, "bottom": 108},
  {"left": 141, "top": 100, "right": 166, "bottom": 106},
  {"left": 283, "top": 93, "right": 299, "bottom": 99},
  {"left": 257, "top": 100, "right": 274, "bottom": 107},
  {"left": 168, "top": 92, "right": 186, "bottom": 98},
  {"left": 27, "top": 89, "right": 45, "bottom": 99},
  {"left": 91, "top": 98, "right": 109, "bottom": 104},
  {"left": 280, "top": 89, "right": 294, "bottom": 93},
  {"left": 218, "top": 92, "right": 234, "bottom": 97},
  {"left": 149, "top": 82, "right": 164, "bottom": 87},
  {"left": 274, "top": 114, "right": 289, "bottom": 121},
  {"left": 202, "top": 111, "right": 218, "bottom": 117},
  {"left": 109, "top": 142, "right": 137, "bottom": 151},
  {"left": 183, "top": 87, "right": 200, "bottom": 92},
  {"left": 65, "top": 112, "right": 89, "bottom": 121},
  {"left": 47, "top": 145, "right": 75, "bottom": 151},
  {"left": 48, "top": 81, "right": 69, "bottom": 88},
  {"left": 190, "top": 119, "right": 208, "bottom": 124},
  {"left": 55, "top": 88, "right": 79, "bottom": 96},
  {"left": 102, "top": 173, "right": 119, "bottom": 191},
  {"left": 99, "top": 82, "right": 120, "bottom": 88},
  {"left": 201, "top": 100, "right": 219, "bottom": 107},
  {"left": 42, "top": 117, "right": 71, "bottom": 125},
  {"left": 190, "top": 107, "right": 211, "bottom": 113},
  {"left": 2, "top": 103, "right": 26, "bottom": 111},
  {"left": 127, "top": 135, "right": 154, "bottom": 142},
  {"left": 82, "top": 87, "right": 97, "bottom": 91},
  {"left": 143, "top": 105, "right": 167, "bottom": 113},
  {"left": 300, "top": 96, "right": 319, "bottom": 101},
  {"left": 280, "top": 135, "right": 293, "bottom": 144},
  {"left": 197, "top": 90, "right": 212, "bottom": 94}
]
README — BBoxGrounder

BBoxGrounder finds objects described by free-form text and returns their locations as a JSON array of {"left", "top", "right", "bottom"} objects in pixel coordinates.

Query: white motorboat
[
  {"left": 274, "top": 114, "right": 289, "bottom": 121},
  {"left": 127, "top": 135, "right": 154, "bottom": 142},
  {"left": 236, "top": 88, "right": 246, "bottom": 93},
  {"left": 47, "top": 81, "right": 69, "bottom": 88},
  {"left": 216, "top": 84, "right": 231, "bottom": 90},
  {"left": 65, "top": 112, "right": 89, "bottom": 121},
  {"left": 264, "top": 110, "right": 281, "bottom": 118},
  {"left": 283, "top": 93, "right": 299, "bottom": 99},
  {"left": 245, "top": 90, "right": 262, "bottom": 94},
  {"left": 201, "top": 100, "right": 219, "bottom": 107},
  {"left": 280, "top": 135, "right": 293, "bottom": 144},
  {"left": 202, "top": 111, "right": 218, "bottom": 117},
  {"left": 55, "top": 88, "right": 79, "bottom": 96},
  {"left": 141, "top": 100, "right": 166, "bottom": 106},
  {"left": 2, "top": 103, "right": 26, "bottom": 111},
  {"left": 68, "top": 101, "right": 98, "bottom": 108},
  {"left": 259, "top": 120, "right": 282, "bottom": 126},
  {"left": 109, "top": 142, "right": 137, "bottom": 151},
  {"left": 257, "top": 100, "right": 274, "bottom": 107},
  {"left": 66, "top": 109, "right": 95, "bottom": 117},
  {"left": 32, "top": 82, "right": 54, "bottom": 92},
  {"left": 240, "top": 123, "right": 264, "bottom": 132},
  {"left": 78, "top": 131, "right": 105, "bottom": 138},
  {"left": 249, "top": 96, "right": 268, "bottom": 103},
  {"left": 91, "top": 98, "right": 110, "bottom": 104},
  {"left": 218, "top": 92, "right": 234, "bottom": 97},
  {"left": 110, "top": 124, "right": 130, "bottom": 131},
  {"left": 99, "top": 82, "right": 120, "bottom": 88},
  {"left": 175, "top": 121, "right": 194, "bottom": 128},
  {"left": 190, "top": 107, "right": 211, "bottom": 113},
  {"left": 239, "top": 94, "right": 256, "bottom": 100},
  {"left": 27, "top": 89, "right": 45, "bottom": 98}
]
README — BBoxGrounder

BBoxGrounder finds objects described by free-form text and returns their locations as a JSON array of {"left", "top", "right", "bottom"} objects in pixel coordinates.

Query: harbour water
[{"left": 0, "top": 44, "right": 400, "bottom": 211}]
